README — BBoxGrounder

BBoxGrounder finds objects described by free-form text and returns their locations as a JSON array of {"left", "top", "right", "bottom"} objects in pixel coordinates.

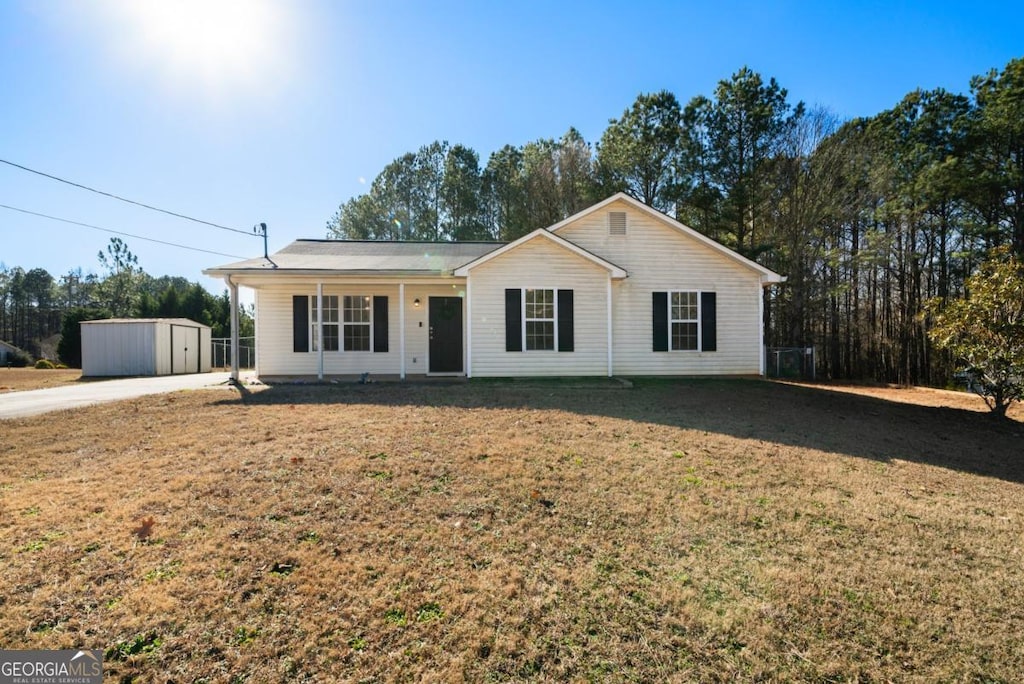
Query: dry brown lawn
[
  {"left": 1, "top": 378, "right": 1022, "bottom": 682},
  {"left": 0, "top": 367, "right": 82, "bottom": 393}
]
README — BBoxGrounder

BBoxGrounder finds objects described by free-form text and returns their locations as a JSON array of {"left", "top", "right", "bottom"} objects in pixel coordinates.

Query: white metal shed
[{"left": 80, "top": 318, "right": 212, "bottom": 377}]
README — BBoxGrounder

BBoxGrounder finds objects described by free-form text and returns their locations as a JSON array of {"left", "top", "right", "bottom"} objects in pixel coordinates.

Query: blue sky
[{"left": 1, "top": 0, "right": 1022, "bottom": 296}]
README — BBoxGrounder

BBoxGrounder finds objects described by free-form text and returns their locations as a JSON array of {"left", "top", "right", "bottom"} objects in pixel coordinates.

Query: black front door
[{"left": 429, "top": 297, "right": 463, "bottom": 373}]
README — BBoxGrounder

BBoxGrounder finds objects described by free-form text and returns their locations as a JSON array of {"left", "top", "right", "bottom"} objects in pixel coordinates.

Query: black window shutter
[
  {"left": 505, "top": 289, "right": 522, "bottom": 352},
  {"left": 652, "top": 292, "right": 668, "bottom": 352},
  {"left": 701, "top": 291, "right": 717, "bottom": 352},
  {"left": 557, "top": 289, "right": 574, "bottom": 352},
  {"left": 293, "top": 295, "right": 309, "bottom": 353},
  {"left": 373, "top": 296, "right": 389, "bottom": 352}
]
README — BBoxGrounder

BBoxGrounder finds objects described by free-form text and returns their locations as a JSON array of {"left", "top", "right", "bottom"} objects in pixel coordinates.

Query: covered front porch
[
  {"left": 220, "top": 276, "right": 470, "bottom": 382},
  {"left": 204, "top": 238, "right": 503, "bottom": 384}
]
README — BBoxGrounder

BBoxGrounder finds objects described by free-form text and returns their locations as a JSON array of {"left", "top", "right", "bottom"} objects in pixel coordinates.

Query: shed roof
[
  {"left": 205, "top": 240, "right": 504, "bottom": 276},
  {"left": 81, "top": 318, "right": 211, "bottom": 328}
]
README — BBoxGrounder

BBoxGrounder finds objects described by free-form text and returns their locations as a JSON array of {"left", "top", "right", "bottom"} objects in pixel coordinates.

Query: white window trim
[
  {"left": 520, "top": 287, "right": 558, "bottom": 352},
  {"left": 668, "top": 290, "right": 702, "bottom": 352}
]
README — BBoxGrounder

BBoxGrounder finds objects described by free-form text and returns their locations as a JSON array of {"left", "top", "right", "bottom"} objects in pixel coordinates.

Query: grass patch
[
  {"left": 105, "top": 631, "right": 163, "bottom": 661},
  {"left": 0, "top": 368, "right": 81, "bottom": 393},
  {"left": 414, "top": 602, "right": 444, "bottom": 623},
  {"left": 0, "top": 379, "right": 1022, "bottom": 681},
  {"left": 383, "top": 608, "right": 407, "bottom": 627}
]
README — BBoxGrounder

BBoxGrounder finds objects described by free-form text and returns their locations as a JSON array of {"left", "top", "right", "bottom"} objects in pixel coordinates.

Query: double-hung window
[
  {"left": 311, "top": 295, "right": 339, "bottom": 351},
  {"left": 524, "top": 288, "right": 555, "bottom": 351},
  {"left": 343, "top": 295, "right": 371, "bottom": 351},
  {"left": 504, "top": 288, "right": 574, "bottom": 353},
  {"left": 652, "top": 290, "right": 717, "bottom": 353},
  {"left": 294, "top": 294, "right": 389, "bottom": 354},
  {"left": 670, "top": 292, "right": 699, "bottom": 351}
]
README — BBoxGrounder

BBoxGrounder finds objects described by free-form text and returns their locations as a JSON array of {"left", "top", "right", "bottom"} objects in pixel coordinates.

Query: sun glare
[{"left": 89, "top": 0, "right": 300, "bottom": 105}]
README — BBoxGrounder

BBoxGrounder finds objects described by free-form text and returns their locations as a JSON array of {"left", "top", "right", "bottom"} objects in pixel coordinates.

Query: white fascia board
[{"left": 203, "top": 272, "right": 461, "bottom": 289}]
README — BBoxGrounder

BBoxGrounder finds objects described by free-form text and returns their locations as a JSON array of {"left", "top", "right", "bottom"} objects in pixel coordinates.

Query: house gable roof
[
  {"left": 549, "top": 192, "right": 785, "bottom": 284},
  {"left": 204, "top": 194, "right": 784, "bottom": 285},
  {"left": 452, "top": 228, "right": 628, "bottom": 278},
  {"left": 205, "top": 240, "right": 504, "bottom": 277}
]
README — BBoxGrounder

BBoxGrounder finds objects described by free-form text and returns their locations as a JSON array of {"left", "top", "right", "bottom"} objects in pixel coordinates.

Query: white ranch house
[{"left": 204, "top": 194, "right": 785, "bottom": 380}]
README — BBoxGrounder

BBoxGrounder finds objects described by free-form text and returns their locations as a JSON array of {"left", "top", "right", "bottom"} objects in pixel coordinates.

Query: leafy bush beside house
[{"left": 926, "top": 248, "right": 1024, "bottom": 418}]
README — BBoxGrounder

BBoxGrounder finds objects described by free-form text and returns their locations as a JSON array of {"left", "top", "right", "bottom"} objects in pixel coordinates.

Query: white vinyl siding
[
  {"left": 255, "top": 284, "right": 401, "bottom": 377},
  {"left": 557, "top": 199, "right": 763, "bottom": 375},
  {"left": 468, "top": 237, "right": 609, "bottom": 377}
]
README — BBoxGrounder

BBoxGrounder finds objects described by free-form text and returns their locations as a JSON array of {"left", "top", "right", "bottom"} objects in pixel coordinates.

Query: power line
[
  {"left": 0, "top": 158, "right": 255, "bottom": 237},
  {"left": 0, "top": 203, "right": 247, "bottom": 260}
]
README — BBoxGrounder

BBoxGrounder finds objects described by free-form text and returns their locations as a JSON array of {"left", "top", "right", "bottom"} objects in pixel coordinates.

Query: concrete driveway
[{"left": 0, "top": 372, "right": 244, "bottom": 420}]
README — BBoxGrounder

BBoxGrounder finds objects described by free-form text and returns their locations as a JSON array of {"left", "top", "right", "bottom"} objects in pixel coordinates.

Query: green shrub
[{"left": 34, "top": 359, "right": 56, "bottom": 369}]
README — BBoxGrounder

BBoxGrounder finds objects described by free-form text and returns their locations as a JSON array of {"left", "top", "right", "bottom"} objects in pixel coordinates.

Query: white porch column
[
  {"left": 226, "top": 276, "right": 240, "bottom": 383},
  {"left": 465, "top": 276, "right": 472, "bottom": 378},
  {"left": 317, "top": 282, "right": 324, "bottom": 380},
  {"left": 606, "top": 276, "right": 613, "bottom": 377},
  {"left": 399, "top": 282, "right": 406, "bottom": 380}
]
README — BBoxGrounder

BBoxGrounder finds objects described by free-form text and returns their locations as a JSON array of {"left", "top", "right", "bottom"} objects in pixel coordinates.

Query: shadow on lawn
[{"left": 220, "top": 378, "right": 1024, "bottom": 484}]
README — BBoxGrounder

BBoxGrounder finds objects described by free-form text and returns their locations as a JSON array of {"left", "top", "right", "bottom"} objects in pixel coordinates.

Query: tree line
[
  {"left": 0, "top": 237, "right": 253, "bottom": 366},
  {"left": 328, "top": 58, "right": 1024, "bottom": 387}
]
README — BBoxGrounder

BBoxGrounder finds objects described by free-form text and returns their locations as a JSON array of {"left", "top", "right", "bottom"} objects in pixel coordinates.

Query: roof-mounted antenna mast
[{"left": 254, "top": 222, "right": 268, "bottom": 260}]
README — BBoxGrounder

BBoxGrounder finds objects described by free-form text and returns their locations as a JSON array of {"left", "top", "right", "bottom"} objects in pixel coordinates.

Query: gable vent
[{"left": 608, "top": 211, "right": 627, "bottom": 235}]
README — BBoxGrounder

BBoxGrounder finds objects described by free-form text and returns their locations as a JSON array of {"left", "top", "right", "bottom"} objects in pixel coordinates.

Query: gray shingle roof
[{"left": 206, "top": 240, "right": 505, "bottom": 275}]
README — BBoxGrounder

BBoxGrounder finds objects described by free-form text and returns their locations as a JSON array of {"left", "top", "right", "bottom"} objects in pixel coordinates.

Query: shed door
[{"left": 171, "top": 325, "right": 201, "bottom": 374}]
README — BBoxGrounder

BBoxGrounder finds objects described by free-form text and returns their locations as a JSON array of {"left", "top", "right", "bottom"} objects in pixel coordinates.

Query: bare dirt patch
[
  {"left": 1, "top": 378, "right": 1021, "bottom": 682},
  {"left": 0, "top": 368, "right": 82, "bottom": 393}
]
